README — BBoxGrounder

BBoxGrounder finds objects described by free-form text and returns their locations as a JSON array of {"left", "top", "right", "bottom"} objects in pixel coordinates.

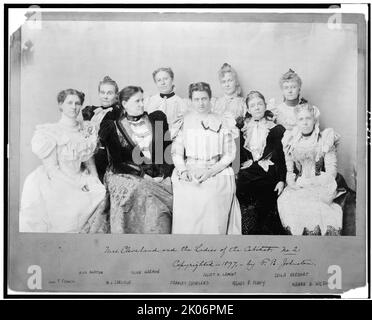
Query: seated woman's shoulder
[
  {"left": 148, "top": 110, "right": 168, "bottom": 122},
  {"left": 270, "top": 123, "right": 286, "bottom": 137},
  {"left": 82, "top": 105, "right": 100, "bottom": 121},
  {"left": 321, "top": 127, "right": 340, "bottom": 151},
  {"left": 31, "top": 123, "right": 61, "bottom": 159}
]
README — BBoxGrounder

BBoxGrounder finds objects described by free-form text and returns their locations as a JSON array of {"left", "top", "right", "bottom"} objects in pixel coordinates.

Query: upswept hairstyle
[
  {"left": 98, "top": 75, "right": 119, "bottom": 93},
  {"left": 57, "top": 88, "right": 85, "bottom": 105},
  {"left": 218, "top": 62, "right": 242, "bottom": 96},
  {"left": 118, "top": 86, "right": 144, "bottom": 103},
  {"left": 152, "top": 67, "right": 175, "bottom": 82},
  {"left": 279, "top": 68, "right": 302, "bottom": 89},
  {"left": 188, "top": 82, "right": 212, "bottom": 100}
]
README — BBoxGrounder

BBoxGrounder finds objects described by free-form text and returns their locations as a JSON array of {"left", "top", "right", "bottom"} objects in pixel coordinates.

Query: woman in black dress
[
  {"left": 82, "top": 76, "right": 122, "bottom": 182},
  {"left": 236, "top": 91, "right": 286, "bottom": 235},
  {"left": 98, "top": 86, "right": 173, "bottom": 233}
]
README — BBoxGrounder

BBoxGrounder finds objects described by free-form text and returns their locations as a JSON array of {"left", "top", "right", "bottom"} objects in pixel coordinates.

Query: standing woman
[
  {"left": 82, "top": 76, "right": 122, "bottom": 182},
  {"left": 236, "top": 91, "right": 286, "bottom": 235},
  {"left": 145, "top": 67, "right": 188, "bottom": 125},
  {"left": 99, "top": 86, "right": 173, "bottom": 234},
  {"left": 19, "top": 89, "right": 107, "bottom": 233},
  {"left": 277, "top": 102, "right": 343, "bottom": 235},
  {"left": 212, "top": 63, "right": 246, "bottom": 120},
  {"left": 171, "top": 82, "right": 241, "bottom": 235},
  {"left": 270, "top": 69, "right": 319, "bottom": 131}
]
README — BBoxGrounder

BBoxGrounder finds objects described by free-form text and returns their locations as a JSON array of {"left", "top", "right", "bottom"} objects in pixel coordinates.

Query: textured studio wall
[{"left": 17, "top": 15, "right": 358, "bottom": 191}]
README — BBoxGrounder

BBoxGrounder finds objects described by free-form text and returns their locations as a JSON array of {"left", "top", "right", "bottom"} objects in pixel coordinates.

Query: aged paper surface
[{"left": 7, "top": 9, "right": 367, "bottom": 294}]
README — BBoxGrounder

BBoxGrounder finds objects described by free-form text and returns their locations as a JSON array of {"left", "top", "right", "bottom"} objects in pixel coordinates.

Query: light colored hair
[
  {"left": 98, "top": 75, "right": 119, "bottom": 93},
  {"left": 279, "top": 68, "right": 302, "bottom": 89},
  {"left": 152, "top": 67, "right": 174, "bottom": 81},
  {"left": 294, "top": 100, "right": 320, "bottom": 122},
  {"left": 218, "top": 62, "right": 242, "bottom": 96}
]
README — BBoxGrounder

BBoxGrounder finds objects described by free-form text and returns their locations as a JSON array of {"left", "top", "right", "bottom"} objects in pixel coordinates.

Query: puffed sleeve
[
  {"left": 281, "top": 129, "right": 297, "bottom": 185},
  {"left": 82, "top": 105, "right": 96, "bottom": 121},
  {"left": 221, "top": 111, "right": 239, "bottom": 139},
  {"left": 266, "top": 98, "right": 279, "bottom": 122},
  {"left": 31, "top": 125, "right": 57, "bottom": 159},
  {"left": 220, "top": 112, "right": 237, "bottom": 166},
  {"left": 170, "top": 116, "right": 187, "bottom": 173},
  {"left": 322, "top": 128, "right": 340, "bottom": 178}
]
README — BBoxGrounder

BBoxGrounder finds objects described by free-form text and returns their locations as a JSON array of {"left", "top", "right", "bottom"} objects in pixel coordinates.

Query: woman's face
[
  {"left": 220, "top": 72, "right": 237, "bottom": 96},
  {"left": 154, "top": 71, "right": 173, "bottom": 94},
  {"left": 122, "top": 92, "right": 144, "bottom": 116},
  {"left": 59, "top": 94, "right": 82, "bottom": 119},
  {"left": 282, "top": 80, "right": 300, "bottom": 101},
  {"left": 247, "top": 96, "right": 266, "bottom": 121},
  {"left": 296, "top": 109, "right": 315, "bottom": 135},
  {"left": 191, "top": 90, "right": 211, "bottom": 114},
  {"left": 99, "top": 83, "right": 117, "bottom": 108}
]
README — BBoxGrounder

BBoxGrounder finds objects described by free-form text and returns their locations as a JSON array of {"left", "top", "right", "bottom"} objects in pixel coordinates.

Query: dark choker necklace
[
  {"left": 285, "top": 97, "right": 300, "bottom": 107},
  {"left": 302, "top": 130, "right": 313, "bottom": 137},
  {"left": 160, "top": 92, "right": 175, "bottom": 99},
  {"left": 126, "top": 113, "right": 145, "bottom": 122}
]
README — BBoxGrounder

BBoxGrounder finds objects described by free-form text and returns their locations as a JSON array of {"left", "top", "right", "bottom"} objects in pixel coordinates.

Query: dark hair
[
  {"left": 98, "top": 76, "right": 119, "bottom": 93},
  {"left": 245, "top": 90, "right": 266, "bottom": 107},
  {"left": 245, "top": 90, "right": 274, "bottom": 120},
  {"left": 57, "top": 89, "right": 85, "bottom": 105},
  {"left": 189, "top": 82, "right": 212, "bottom": 99},
  {"left": 152, "top": 67, "right": 174, "bottom": 81},
  {"left": 279, "top": 68, "right": 302, "bottom": 88},
  {"left": 118, "top": 86, "right": 144, "bottom": 103}
]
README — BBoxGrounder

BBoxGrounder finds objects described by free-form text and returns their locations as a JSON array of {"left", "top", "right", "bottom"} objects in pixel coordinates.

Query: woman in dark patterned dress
[
  {"left": 236, "top": 91, "right": 286, "bottom": 235},
  {"left": 99, "top": 86, "right": 173, "bottom": 234}
]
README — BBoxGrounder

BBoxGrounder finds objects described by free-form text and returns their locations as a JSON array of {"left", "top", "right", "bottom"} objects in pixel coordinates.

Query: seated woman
[
  {"left": 19, "top": 89, "right": 107, "bottom": 233},
  {"left": 236, "top": 91, "right": 286, "bottom": 235},
  {"left": 272, "top": 69, "right": 355, "bottom": 235},
  {"left": 171, "top": 82, "right": 241, "bottom": 235},
  {"left": 277, "top": 102, "right": 343, "bottom": 235},
  {"left": 145, "top": 67, "right": 188, "bottom": 125},
  {"left": 82, "top": 76, "right": 122, "bottom": 182},
  {"left": 211, "top": 63, "right": 246, "bottom": 120},
  {"left": 99, "top": 86, "right": 173, "bottom": 234}
]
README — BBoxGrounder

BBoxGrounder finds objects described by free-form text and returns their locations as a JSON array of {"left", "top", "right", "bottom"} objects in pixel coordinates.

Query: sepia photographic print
[{"left": 5, "top": 4, "right": 369, "bottom": 296}]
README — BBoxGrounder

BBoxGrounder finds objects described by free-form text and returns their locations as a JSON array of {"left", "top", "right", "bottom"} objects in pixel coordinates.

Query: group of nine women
[{"left": 19, "top": 64, "right": 344, "bottom": 236}]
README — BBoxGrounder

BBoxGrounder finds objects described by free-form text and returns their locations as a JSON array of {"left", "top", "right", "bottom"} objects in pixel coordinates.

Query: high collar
[
  {"left": 224, "top": 92, "right": 238, "bottom": 100},
  {"left": 126, "top": 113, "right": 145, "bottom": 122},
  {"left": 159, "top": 92, "right": 175, "bottom": 99},
  {"left": 284, "top": 97, "right": 300, "bottom": 107}
]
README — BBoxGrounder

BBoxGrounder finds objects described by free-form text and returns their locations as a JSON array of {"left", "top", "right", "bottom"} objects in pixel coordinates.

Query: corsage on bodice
[
  {"left": 31, "top": 121, "right": 98, "bottom": 175},
  {"left": 282, "top": 126, "right": 339, "bottom": 179}
]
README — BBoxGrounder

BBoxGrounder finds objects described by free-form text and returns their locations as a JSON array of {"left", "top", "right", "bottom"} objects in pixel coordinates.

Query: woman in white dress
[
  {"left": 211, "top": 63, "right": 246, "bottom": 120},
  {"left": 171, "top": 82, "right": 241, "bottom": 235},
  {"left": 19, "top": 89, "right": 107, "bottom": 233},
  {"left": 144, "top": 67, "right": 188, "bottom": 125},
  {"left": 270, "top": 69, "right": 319, "bottom": 131},
  {"left": 277, "top": 102, "right": 343, "bottom": 235}
]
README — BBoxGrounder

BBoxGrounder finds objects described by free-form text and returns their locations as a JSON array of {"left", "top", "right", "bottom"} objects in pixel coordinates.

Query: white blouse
[{"left": 145, "top": 93, "right": 189, "bottom": 125}]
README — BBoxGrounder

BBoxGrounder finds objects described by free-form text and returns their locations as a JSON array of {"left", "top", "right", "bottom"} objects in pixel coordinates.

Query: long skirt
[
  {"left": 171, "top": 166, "right": 241, "bottom": 235},
  {"left": 236, "top": 166, "right": 285, "bottom": 235},
  {"left": 277, "top": 173, "right": 343, "bottom": 235},
  {"left": 19, "top": 166, "right": 106, "bottom": 233},
  {"left": 105, "top": 171, "right": 173, "bottom": 233}
]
